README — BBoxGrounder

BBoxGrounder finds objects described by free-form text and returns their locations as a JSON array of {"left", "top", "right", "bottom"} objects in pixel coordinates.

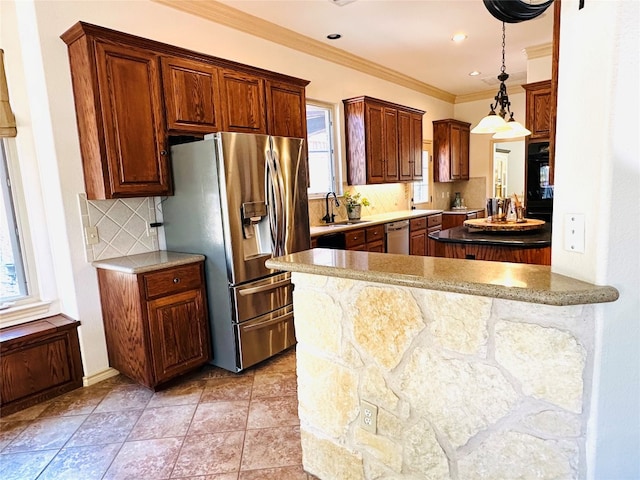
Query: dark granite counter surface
[{"left": 430, "top": 224, "right": 551, "bottom": 248}]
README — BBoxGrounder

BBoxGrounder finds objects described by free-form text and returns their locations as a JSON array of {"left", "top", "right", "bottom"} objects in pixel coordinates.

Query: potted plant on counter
[{"left": 343, "top": 191, "right": 370, "bottom": 220}]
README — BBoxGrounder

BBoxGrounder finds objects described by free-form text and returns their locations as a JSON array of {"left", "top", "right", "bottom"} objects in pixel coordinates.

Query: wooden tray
[{"left": 464, "top": 218, "right": 546, "bottom": 232}]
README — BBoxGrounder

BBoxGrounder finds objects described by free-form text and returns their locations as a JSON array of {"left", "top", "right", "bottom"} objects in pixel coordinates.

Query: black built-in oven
[{"left": 526, "top": 142, "right": 553, "bottom": 223}]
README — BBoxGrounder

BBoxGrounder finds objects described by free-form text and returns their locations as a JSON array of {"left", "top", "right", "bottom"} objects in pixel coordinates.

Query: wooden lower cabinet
[
  {"left": 410, "top": 216, "right": 427, "bottom": 256},
  {"left": 97, "top": 261, "right": 210, "bottom": 388},
  {"left": 0, "top": 316, "right": 83, "bottom": 415},
  {"left": 438, "top": 243, "right": 551, "bottom": 265}
]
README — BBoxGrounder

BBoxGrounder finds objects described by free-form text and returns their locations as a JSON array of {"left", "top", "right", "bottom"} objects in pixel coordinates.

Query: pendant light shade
[
  {"left": 471, "top": 23, "right": 530, "bottom": 138},
  {"left": 0, "top": 49, "right": 17, "bottom": 138}
]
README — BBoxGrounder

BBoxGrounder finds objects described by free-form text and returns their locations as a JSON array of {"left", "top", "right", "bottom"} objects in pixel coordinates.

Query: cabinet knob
[
  {"left": 160, "top": 150, "right": 168, "bottom": 156},
  {"left": 173, "top": 277, "right": 181, "bottom": 284}
]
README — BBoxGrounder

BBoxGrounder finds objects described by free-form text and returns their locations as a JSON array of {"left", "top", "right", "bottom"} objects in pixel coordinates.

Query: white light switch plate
[{"left": 564, "top": 214, "right": 585, "bottom": 253}]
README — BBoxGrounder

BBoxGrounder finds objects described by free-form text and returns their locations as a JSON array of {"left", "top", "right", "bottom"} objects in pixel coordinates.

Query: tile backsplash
[
  {"left": 78, "top": 194, "right": 159, "bottom": 262},
  {"left": 432, "top": 177, "right": 487, "bottom": 211},
  {"left": 308, "top": 183, "right": 410, "bottom": 226}
]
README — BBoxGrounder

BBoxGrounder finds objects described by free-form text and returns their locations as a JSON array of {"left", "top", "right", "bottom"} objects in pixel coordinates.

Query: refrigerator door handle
[
  {"left": 238, "top": 278, "right": 291, "bottom": 296},
  {"left": 265, "top": 147, "right": 286, "bottom": 257}
]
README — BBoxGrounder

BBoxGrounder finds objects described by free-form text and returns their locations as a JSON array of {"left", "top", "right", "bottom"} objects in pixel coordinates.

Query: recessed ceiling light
[
  {"left": 469, "top": 71, "right": 481, "bottom": 76},
  {"left": 327, "top": 33, "right": 342, "bottom": 40},
  {"left": 452, "top": 33, "right": 468, "bottom": 43}
]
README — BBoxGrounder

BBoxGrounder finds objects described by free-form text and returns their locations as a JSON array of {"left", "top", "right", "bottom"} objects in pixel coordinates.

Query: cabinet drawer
[
  {"left": 466, "top": 212, "right": 477, "bottom": 220},
  {"left": 410, "top": 217, "right": 427, "bottom": 231},
  {"left": 144, "top": 263, "right": 202, "bottom": 299},
  {"left": 345, "top": 229, "right": 366, "bottom": 249},
  {"left": 365, "top": 225, "right": 384, "bottom": 243},
  {"left": 427, "top": 213, "right": 442, "bottom": 227}
]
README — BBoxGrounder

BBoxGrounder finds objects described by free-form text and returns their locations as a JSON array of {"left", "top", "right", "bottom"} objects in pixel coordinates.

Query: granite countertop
[
  {"left": 441, "top": 207, "right": 485, "bottom": 215},
  {"left": 430, "top": 224, "right": 552, "bottom": 247},
  {"left": 92, "top": 251, "right": 205, "bottom": 274},
  {"left": 310, "top": 209, "right": 442, "bottom": 238},
  {"left": 265, "top": 249, "right": 619, "bottom": 306}
]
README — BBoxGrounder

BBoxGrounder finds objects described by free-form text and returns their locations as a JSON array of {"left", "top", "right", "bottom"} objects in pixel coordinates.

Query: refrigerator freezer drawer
[
  {"left": 231, "top": 272, "right": 293, "bottom": 323},
  {"left": 236, "top": 305, "right": 295, "bottom": 370}
]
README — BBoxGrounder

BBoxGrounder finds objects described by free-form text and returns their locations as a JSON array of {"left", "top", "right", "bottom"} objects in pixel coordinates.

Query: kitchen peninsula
[{"left": 266, "top": 250, "right": 618, "bottom": 480}]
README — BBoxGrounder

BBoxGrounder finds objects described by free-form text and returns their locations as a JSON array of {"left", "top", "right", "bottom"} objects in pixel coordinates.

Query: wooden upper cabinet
[
  {"left": 266, "top": 80, "right": 307, "bottom": 138},
  {"left": 62, "top": 27, "right": 172, "bottom": 199},
  {"left": 433, "top": 119, "right": 471, "bottom": 182},
  {"left": 383, "top": 107, "right": 399, "bottom": 182},
  {"left": 219, "top": 69, "right": 267, "bottom": 134},
  {"left": 523, "top": 80, "right": 552, "bottom": 140},
  {"left": 344, "top": 96, "right": 424, "bottom": 185},
  {"left": 161, "top": 56, "right": 221, "bottom": 134}
]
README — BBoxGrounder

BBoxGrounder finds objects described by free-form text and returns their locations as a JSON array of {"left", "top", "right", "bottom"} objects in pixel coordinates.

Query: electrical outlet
[
  {"left": 360, "top": 400, "right": 377, "bottom": 433},
  {"left": 146, "top": 223, "right": 158, "bottom": 237},
  {"left": 84, "top": 226, "right": 99, "bottom": 245}
]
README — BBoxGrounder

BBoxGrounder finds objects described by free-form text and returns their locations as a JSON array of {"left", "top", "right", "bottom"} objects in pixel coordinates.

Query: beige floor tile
[
  {"left": 0, "top": 420, "right": 31, "bottom": 451},
  {"left": 37, "top": 443, "right": 121, "bottom": 480},
  {"left": 188, "top": 401, "right": 248, "bottom": 435},
  {"left": 247, "top": 396, "right": 299, "bottom": 429},
  {"left": 171, "top": 431, "right": 244, "bottom": 477},
  {"left": 3, "top": 415, "right": 87, "bottom": 453},
  {"left": 251, "top": 372, "right": 298, "bottom": 398},
  {"left": 200, "top": 376, "right": 253, "bottom": 403},
  {"left": 238, "top": 465, "right": 309, "bottom": 479},
  {"left": 0, "top": 449, "right": 58, "bottom": 480},
  {"left": 94, "top": 385, "right": 154, "bottom": 413},
  {"left": 240, "top": 425, "right": 302, "bottom": 471},
  {"left": 147, "top": 380, "right": 206, "bottom": 408},
  {"left": 66, "top": 410, "right": 141, "bottom": 447},
  {"left": 103, "top": 437, "right": 182, "bottom": 480},
  {"left": 128, "top": 404, "right": 196, "bottom": 440}
]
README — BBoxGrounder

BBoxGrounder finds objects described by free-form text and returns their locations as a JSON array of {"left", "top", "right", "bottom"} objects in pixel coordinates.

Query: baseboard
[{"left": 83, "top": 367, "right": 119, "bottom": 387}]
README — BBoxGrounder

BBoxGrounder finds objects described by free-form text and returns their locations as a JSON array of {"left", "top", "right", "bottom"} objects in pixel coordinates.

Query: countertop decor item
[
  {"left": 464, "top": 218, "right": 545, "bottom": 231},
  {"left": 344, "top": 191, "right": 370, "bottom": 220}
]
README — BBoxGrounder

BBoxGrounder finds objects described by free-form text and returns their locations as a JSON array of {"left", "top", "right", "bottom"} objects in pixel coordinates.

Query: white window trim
[{"left": 306, "top": 99, "right": 342, "bottom": 199}]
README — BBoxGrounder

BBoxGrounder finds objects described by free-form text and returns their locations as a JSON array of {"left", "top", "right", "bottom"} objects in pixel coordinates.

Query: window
[
  {"left": 412, "top": 141, "right": 432, "bottom": 206},
  {"left": 0, "top": 140, "right": 28, "bottom": 307},
  {"left": 306, "top": 101, "right": 339, "bottom": 196}
]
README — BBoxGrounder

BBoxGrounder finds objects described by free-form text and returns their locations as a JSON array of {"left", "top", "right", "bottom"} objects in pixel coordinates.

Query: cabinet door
[
  {"left": 266, "top": 80, "right": 307, "bottom": 138},
  {"left": 410, "top": 230, "right": 427, "bottom": 256},
  {"left": 161, "top": 56, "right": 221, "bottom": 134},
  {"left": 383, "top": 107, "right": 399, "bottom": 182},
  {"left": 147, "top": 289, "right": 210, "bottom": 384},
  {"left": 411, "top": 113, "right": 423, "bottom": 179},
  {"left": 367, "top": 240, "right": 385, "bottom": 253},
  {"left": 219, "top": 69, "right": 267, "bottom": 133},
  {"left": 427, "top": 225, "right": 441, "bottom": 256},
  {"left": 95, "top": 41, "right": 171, "bottom": 197},
  {"left": 524, "top": 81, "right": 552, "bottom": 139},
  {"left": 450, "top": 124, "right": 462, "bottom": 180},
  {"left": 459, "top": 125, "right": 470, "bottom": 180},
  {"left": 398, "top": 111, "right": 413, "bottom": 181},
  {"left": 364, "top": 103, "right": 385, "bottom": 183}
]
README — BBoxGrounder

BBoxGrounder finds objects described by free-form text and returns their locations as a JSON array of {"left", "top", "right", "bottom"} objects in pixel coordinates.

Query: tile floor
[{"left": 0, "top": 348, "right": 319, "bottom": 480}]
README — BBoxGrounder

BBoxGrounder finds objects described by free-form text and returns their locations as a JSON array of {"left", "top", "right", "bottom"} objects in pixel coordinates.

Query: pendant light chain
[{"left": 501, "top": 22, "right": 506, "bottom": 75}]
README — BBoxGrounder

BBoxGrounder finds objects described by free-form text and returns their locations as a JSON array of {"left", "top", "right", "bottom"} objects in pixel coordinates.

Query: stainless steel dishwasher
[{"left": 385, "top": 220, "right": 410, "bottom": 254}]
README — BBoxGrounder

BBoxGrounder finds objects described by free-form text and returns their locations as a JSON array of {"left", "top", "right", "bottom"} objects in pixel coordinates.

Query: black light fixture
[
  {"left": 471, "top": 22, "right": 531, "bottom": 139},
  {"left": 327, "top": 33, "right": 342, "bottom": 40}
]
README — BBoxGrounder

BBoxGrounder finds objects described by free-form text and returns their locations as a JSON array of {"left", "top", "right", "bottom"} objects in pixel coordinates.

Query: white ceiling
[{"left": 216, "top": 0, "right": 554, "bottom": 98}]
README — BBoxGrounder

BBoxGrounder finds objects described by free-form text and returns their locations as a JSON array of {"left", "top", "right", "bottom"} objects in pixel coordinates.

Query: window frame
[
  {"left": 305, "top": 99, "right": 342, "bottom": 199},
  {"left": 411, "top": 140, "right": 434, "bottom": 208}
]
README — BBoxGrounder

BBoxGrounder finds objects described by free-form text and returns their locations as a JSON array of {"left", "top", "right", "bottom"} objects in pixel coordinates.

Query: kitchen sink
[{"left": 324, "top": 220, "right": 369, "bottom": 227}]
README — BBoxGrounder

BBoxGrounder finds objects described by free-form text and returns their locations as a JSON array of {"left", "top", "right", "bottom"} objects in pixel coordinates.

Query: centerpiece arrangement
[{"left": 343, "top": 191, "right": 370, "bottom": 220}]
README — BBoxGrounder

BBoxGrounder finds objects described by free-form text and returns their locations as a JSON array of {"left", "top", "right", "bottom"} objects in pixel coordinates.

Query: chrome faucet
[{"left": 322, "top": 192, "right": 340, "bottom": 223}]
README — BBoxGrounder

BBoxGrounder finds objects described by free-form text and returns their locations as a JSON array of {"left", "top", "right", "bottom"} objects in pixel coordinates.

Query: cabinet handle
[
  {"left": 160, "top": 150, "right": 168, "bottom": 156},
  {"left": 173, "top": 277, "right": 181, "bottom": 284}
]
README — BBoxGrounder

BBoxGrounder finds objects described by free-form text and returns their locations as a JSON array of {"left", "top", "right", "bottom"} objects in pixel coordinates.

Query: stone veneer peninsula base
[{"left": 266, "top": 249, "right": 618, "bottom": 480}]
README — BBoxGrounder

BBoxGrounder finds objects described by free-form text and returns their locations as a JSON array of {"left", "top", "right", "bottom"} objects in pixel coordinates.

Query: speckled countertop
[
  {"left": 265, "top": 248, "right": 619, "bottom": 306},
  {"left": 92, "top": 251, "right": 205, "bottom": 274},
  {"left": 441, "top": 207, "right": 485, "bottom": 215},
  {"left": 310, "top": 209, "right": 442, "bottom": 237}
]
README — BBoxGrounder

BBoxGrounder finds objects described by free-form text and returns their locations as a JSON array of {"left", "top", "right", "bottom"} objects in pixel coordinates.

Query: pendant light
[{"left": 471, "top": 23, "right": 531, "bottom": 139}]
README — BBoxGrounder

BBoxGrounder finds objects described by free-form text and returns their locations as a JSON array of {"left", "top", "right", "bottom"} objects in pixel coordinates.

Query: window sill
[{"left": 0, "top": 301, "right": 54, "bottom": 328}]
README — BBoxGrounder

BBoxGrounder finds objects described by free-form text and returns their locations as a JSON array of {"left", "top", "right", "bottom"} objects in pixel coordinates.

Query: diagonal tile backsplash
[{"left": 78, "top": 194, "right": 159, "bottom": 262}]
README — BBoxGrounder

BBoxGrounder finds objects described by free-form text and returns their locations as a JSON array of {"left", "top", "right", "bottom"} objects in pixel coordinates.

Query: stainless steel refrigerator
[{"left": 162, "top": 132, "right": 310, "bottom": 372}]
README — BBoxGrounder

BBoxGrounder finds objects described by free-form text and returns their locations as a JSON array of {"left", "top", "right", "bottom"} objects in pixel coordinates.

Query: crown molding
[
  {"left": 152, "top": 0, "right": 456, "bottom": 103},
  {"left": 525, "top": 43, "right": 553, "bottom": 60},
  {"left": 454, "top": 84, "right": 525, "bottom": 104}
]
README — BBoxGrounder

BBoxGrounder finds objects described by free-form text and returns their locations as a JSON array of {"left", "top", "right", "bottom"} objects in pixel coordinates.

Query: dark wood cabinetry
[
  {"left": 426, "top": 213, "right": 443, "bottom": 257},
  {"left": 1, "top": 316, "right": 83, "bottom": 416},
  {"left": 442, "top": 210, "right": 485, "bottom": 230},
  {"left": 433, "top": 119, "right": 470, "bottom": 182},
  {"left": 96, "top": 261, "right": 210, "bottom": 388},
  {"left": 161, "top": 56, "right": 222, "bottom": 134},
  {"left": 523, "top": 80, "right": 552, "bottom": 140},
  {"left": 62, "top": 22, "right": 309, "bottom": 199},
  {"left": 343, "top": 96, "right": 424, "bottom": 185},
  {"left": 409, "top": 216, "right": 427, "bottom": 256},
  {"left": 219, "top": 69, "right": 267, "bottom": 134},
  {"left": 63, "top": 33, "right": 172, "bottom": 199}
]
